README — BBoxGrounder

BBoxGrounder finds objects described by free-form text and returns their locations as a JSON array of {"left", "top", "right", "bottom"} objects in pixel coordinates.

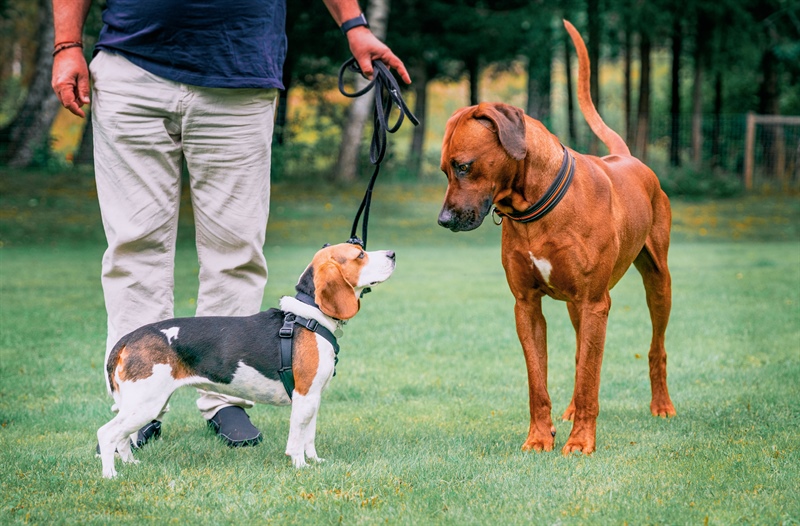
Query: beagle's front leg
[
  {"left": 303, "top": 408, "right": 324, "bottom": 464},
  {"left": 285, "top": 392, "right": 322, "bottom": 468}
]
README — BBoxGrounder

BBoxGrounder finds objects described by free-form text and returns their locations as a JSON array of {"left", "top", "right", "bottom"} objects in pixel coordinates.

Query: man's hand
[
  {"left": 346, "top": 26, "right": 411, "bottom": 84},
  {"left": 51, "top": 47, "right": 90, "bottom": 118}
]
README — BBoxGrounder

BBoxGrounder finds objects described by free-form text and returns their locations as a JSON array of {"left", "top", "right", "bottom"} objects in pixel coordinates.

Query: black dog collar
[{"left": 493, "top": 144, "right": 575, "bottom": 224}]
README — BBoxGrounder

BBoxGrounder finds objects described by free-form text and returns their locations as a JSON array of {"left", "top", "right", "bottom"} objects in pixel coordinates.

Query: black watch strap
[{"left": 341, "top": 13, "right": 369, "bottom": 34}]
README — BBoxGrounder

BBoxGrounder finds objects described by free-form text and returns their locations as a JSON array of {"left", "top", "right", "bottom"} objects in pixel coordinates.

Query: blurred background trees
[{"left": 1, "top": 0, "right": 798, "bottom": 193}]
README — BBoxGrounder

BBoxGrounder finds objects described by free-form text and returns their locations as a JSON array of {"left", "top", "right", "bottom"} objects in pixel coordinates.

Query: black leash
[{"left": 337, "top": 57, "right": 419, "bottom": 249}]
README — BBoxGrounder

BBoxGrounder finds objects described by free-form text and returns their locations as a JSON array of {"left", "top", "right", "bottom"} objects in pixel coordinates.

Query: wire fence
[{"left": 567, "top": 112, "right": 800, "bottom": 190}]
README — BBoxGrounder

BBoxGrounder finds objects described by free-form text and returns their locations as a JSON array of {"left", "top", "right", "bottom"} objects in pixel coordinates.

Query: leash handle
[{"left": 338, "top": 58, "right": 419, "bottom": 248}]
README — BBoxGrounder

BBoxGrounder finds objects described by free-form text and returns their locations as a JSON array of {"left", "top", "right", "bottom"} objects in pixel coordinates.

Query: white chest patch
[
  {"left": 160, "top": 327, "right": 180, "bottom": 345},
  {"left": 228, "top": 362, "right": 292, "bottom": 406},
  {"left": 529, "top": 251, "right": 553, "bottom": 285}
]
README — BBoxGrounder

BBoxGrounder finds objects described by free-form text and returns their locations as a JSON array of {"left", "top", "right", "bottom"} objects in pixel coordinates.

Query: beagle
[{"left": 97, "top": 243, "right": 396, "bottom": 478}]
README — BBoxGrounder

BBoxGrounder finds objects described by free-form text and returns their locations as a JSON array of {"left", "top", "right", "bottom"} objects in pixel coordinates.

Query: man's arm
[
  {"left": 321, "top": 0, "right": 410, "bottom": 84},
  {"left": 52, "top": 0, "right": 92, "bottom": 118}
]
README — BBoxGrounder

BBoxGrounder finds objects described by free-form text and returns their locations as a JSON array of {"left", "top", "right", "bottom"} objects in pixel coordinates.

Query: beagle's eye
[{"left": 357, "top": 251, "right": 365, "bottom": 259}]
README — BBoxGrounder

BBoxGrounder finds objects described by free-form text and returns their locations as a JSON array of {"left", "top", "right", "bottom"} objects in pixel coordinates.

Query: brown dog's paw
[
  {"left": 651, "top": 399, "right": 677, "bottom": 418},
  {"left": 521, "top": 432, "right": 555, "bottom": 452},
  {"left": 561, "top": 436, "right": 596, "bottom": 456},
  {"left": 561, "top": 422, "right": 596, "bottom": 455}
]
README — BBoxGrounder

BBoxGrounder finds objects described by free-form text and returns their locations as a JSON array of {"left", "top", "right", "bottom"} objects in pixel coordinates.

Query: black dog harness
[{"left": 277, "top": 298, "right": 340, "bottom": 400}]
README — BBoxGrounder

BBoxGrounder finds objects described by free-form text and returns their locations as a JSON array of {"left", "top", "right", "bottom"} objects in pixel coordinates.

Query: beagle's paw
[{"left": 291, "top": 454, "right": 308, "bottom": 468}]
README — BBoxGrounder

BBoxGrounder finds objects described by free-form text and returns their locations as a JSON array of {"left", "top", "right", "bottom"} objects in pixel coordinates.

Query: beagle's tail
[{"left": 563, "top": 19, "right": 630, "bottom": 156}]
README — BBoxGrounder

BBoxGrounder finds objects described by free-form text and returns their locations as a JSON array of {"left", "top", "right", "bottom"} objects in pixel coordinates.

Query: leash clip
[
  {"left": 492, "top": 207, "right": 504, "bottom": 226},
  {"left": 347, "top": 236, "right": 365, "bottom": 248}
]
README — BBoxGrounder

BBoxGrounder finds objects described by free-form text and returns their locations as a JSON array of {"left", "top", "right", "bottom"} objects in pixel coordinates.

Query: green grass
[{"left": 1, "top": 177, "right": 799, "bottom": 524}]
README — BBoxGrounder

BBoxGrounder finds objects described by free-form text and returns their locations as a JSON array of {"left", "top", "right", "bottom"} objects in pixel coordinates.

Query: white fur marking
[
  {"left": 285, "top": 332, "right": 335, "bottom": 467},
  {"left": 529, "top": 251, "right": 553, "bottom": 285},
  {"left": 160, "top": 327, "right": 180, "bottom": 344},
  {"left": 280, "top": 296, "right": 339, "bottom": 334},
  {"left": 228, "top": 362, "right": 291, "bottom": 405},
  {"left": 357, "top": 250, "right": 396, "bottom": 288}
]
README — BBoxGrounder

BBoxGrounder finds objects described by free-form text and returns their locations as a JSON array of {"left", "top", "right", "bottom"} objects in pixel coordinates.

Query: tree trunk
[
  {"left": 334, "top": 0, "right": 390, "bottom": 183},
  {"left": 564, "top": 32, "right": 576, "bottom": 145},
  {"left": 635, "top": 33, "right": 651, "bottom": 162},
  {"left": 690, "top": 60, "right": 703, "bottom": 168},
  {"left": 526, "top": 22, "right": 552, "bottom": 127},
  {"left": 669, "top": 14, "right": 682, "bottom": 167},
  {"left": 0, "top": 0, "right": 60, "bottom": 167},
  {"left": 691, "top": 14, "right": 709, "bottom": 169},
  {"left": 274, "top": 3, "right": 303, "bottom": 148},
  {"left": 587, "top": 0, "right": 600, "bottom": 155},
  {"left": 711, "top": 71, "right": 722, "bottom": 169},
  {"left": 74, "top": 113, "right": 94, "bottom": 165},
  {"left": 623, "top": 23, "right": 633, "bottom": 143},
  {"left": 273, "top": 55, "right": 294, "bottom": 147},
  {"left": 407, "top": 61, "right": 428, "bottom": 178},
  {"left": 758, "top": 47, "right": 782, "bottom": 184},
  {"left": 466, "top": 55, "right": 480, "bottom": 106}
]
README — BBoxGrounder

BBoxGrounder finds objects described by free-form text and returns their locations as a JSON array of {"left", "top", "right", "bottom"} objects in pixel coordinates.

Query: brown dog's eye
[
  {"left": 458, "top": 164, "right": 469, "bottom": 173},
  {"left": 358, "top": 251, "right": 365, "bottom": 259}
]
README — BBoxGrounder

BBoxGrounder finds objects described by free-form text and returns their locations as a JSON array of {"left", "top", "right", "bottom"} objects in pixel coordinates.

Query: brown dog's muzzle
[{"left": 437, "top": 196, "right": 493, "bottom": 232}]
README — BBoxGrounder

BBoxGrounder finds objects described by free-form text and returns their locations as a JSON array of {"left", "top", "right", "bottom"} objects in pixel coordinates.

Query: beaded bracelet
[{"left": 53, "top": 41, "right": 83, "bottom": 57}]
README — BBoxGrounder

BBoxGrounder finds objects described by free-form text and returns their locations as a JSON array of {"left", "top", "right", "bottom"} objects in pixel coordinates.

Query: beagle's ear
[
  {"left": 313, "top": 261, "right": 360, "bottom": 320},
  {"left": 473, "top": 102, "right": 527, "bottom": 161}
]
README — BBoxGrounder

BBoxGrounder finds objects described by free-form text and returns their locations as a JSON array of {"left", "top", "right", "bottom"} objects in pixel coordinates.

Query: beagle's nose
[{"left": 387, "top": 251, "right": 396, "bottom": 261}]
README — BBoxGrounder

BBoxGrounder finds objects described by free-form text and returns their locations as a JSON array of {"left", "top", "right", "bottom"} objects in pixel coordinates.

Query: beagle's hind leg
[{"left": 98, "top": 376, "right": 175, "bottom": 478}]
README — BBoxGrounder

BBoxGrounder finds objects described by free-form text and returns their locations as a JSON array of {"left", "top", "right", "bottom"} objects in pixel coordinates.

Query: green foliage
[{"left": 656, "top": 164, "right": 744, "bottom": 199}]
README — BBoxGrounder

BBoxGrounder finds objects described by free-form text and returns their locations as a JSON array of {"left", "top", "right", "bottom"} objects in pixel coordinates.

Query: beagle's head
[{"left": 295, "top": 243, "right": 396, "bottom": 320}]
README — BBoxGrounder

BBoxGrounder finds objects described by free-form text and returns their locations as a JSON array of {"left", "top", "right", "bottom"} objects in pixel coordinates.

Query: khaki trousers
[{"left": 90, "top": 51, "right": 276, "bottom": 419}]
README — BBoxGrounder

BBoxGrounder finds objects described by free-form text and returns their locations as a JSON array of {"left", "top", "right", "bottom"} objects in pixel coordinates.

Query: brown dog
[{"left": 438, "top": 20, "right": 676, "bottom": 455}]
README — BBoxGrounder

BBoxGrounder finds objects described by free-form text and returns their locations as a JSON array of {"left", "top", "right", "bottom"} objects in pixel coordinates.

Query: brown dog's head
[
  {"left": 295, "top": 243, "right": 396, "bottom": 320},
  {"left": 438, "top": 102, "right": 527, "bottom": 231}
]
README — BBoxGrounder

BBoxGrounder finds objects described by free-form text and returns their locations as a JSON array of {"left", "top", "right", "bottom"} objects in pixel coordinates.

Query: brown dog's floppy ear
[
  {"left": 473, "top": 102, "right": 527, "bottom": 161},
  {"left": 313, "top": 261, "right": 360, "bottom": 320}
]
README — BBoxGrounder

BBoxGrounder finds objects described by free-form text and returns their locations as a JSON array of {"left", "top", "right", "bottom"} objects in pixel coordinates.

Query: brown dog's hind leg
[
  {"left": 633, "top": 237, "right": 677, "bottom": 418},
  {"left": 515, "top": 297, "right": 556, "bottom": 452}
]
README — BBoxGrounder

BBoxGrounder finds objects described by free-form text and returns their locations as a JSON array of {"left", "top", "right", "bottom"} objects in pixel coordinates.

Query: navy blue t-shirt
[{"left": 95, "top": 0, "right": 287, "bottom": 89}]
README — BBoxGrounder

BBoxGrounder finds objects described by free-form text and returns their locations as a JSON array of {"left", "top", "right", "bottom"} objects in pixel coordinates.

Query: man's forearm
[
  {"left": 321, "top": 0, "right": 363, "bottom": 26},
  {"left": 53, "top": 0, "right": 92, "bottom": 44}
]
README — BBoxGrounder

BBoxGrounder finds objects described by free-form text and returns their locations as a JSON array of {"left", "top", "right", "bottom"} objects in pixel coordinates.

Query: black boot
[{"left": 207, "top": 406, "right": 262, "bottom": 447}]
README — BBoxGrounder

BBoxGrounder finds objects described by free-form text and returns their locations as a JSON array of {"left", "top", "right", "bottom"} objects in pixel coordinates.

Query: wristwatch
[{"left": 341, "top": 13, "right": 369, "bottom": 35}]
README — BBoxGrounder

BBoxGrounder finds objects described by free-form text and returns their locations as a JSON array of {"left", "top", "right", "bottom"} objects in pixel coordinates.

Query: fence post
[{"left": 744, "top": 112, "right": 755, "bottom": 190}]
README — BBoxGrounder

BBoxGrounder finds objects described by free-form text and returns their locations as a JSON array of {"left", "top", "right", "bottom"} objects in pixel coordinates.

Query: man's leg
[
  {"left": 91, "top": 51, "right": 184, "bottom": 368},
  {"left": 182, "top": 85, "right": 278, "bottom": 445},
  {"left": 90, "top": 51, "right": 184, "bottom": 447}
]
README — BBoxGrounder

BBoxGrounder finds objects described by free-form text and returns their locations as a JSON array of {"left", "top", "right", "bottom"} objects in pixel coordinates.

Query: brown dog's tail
[{"left": 563, "top": 19, "right": 630, "bottom": 157}]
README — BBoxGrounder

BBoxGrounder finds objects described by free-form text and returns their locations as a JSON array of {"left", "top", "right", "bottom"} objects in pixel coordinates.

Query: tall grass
[{"left": 1, "top": 184, "right": 798, "bottom": 524}]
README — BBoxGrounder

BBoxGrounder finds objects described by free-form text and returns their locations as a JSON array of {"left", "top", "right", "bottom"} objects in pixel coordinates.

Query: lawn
[{"left": 1, "top": 175, "right": 799, "bottom": 524}]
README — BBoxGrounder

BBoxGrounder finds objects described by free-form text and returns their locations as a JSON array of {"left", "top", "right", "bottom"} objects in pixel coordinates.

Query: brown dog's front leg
[
  {"left": 561, "top": 302, "right": 581, "bottom": 421},
  {"left": 562, "top": 293, "right": 611, "bottom": 455},
  {"left": 515, "top": 297, "right": 556, "bottom": 452}
]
